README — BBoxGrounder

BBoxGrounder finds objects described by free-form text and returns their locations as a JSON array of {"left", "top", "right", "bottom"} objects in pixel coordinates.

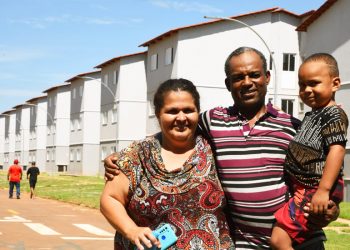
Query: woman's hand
[
  {"left": 104, "top": 153, "right": 121, "bottom": 180},
  {"left": 127, "top": 226, "right": 161, "bottom": 250},
  {"left": 303, "top": 200, "right": 339, "bottom": 229}
]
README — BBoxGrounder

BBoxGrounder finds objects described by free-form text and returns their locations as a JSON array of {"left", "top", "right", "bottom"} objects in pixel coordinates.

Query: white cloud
[
  {"left": 9, "top": 15, "right": 71, "bottom": 29},
  {"left": 9, "top": 14, "right": 143, "bottom": 29},
  {"left": 149, "top": 0, "right": 223, "bottom": 13},
  {"left": 0, "top": 47, "right": 47, "bottom": 63},
  {"left": 0, "top": 88, "right": 41, "bottom": 97}
]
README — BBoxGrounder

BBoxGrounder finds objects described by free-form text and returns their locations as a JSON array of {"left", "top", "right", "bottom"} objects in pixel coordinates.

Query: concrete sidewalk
[{"left": 0, "top": 188, "right": 115, "bottom": 250}]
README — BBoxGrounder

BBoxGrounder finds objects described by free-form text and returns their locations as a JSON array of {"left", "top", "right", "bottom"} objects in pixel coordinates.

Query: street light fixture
[
  {"left": 77, "top": 76, "right": 116, "bottom": 101},
  {"left": 204, "top": 16, "right": 278, "bottom": 106}
]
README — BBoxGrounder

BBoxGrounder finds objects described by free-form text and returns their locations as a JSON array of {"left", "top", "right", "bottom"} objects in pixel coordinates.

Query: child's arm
[{"left": 310, "top": 144, "right": 345, "bottom": 214}]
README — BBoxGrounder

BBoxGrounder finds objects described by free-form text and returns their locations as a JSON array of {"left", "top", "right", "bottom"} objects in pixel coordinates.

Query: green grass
[
  {"left": 328, "top": 221, "right": 349, "bottom": 227},
  {"left": 324, "top": 230, "right": 350, "bottom": 249},
  {"left": 340, "top": 202, "right": 350, "bottom": 219},
  {"left": 0, "top": 171, "right": 105, "bottom": 209}
]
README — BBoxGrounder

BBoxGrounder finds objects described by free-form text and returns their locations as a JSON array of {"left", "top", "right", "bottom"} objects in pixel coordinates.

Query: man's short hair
[{"left": 224, "top": 47, "right": 268, "bottom": 77}]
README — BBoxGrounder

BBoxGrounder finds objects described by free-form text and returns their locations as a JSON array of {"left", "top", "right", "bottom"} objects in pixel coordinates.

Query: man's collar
[{"left": 230, "top": 102, "right": 278, "bottom": 119}]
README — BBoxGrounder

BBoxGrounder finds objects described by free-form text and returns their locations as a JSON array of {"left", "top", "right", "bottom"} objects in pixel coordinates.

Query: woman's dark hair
[{"left": 153, "top": 78, "right": 200, "bottom": 117}]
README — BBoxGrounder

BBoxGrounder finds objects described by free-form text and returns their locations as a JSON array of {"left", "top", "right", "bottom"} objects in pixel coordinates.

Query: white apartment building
[
  {"left": 42, "top": 83, "right": 71, "bottom": 172},
  {"left": 297, "top": 0, "right": 350, "bottom": 200},
  {"left": 141, "top": 7, "right": 313, "bottom": 135},
  {"left": 12, "top": 104, "right": 30, "bottom": 170},
  {"left": 95, "top": 52, "right": 147, "bottom": 174},
  {"left": 27, "top": 96, "right": 48, "bottom": 172},
  {"left": 0, "top": 110, "right": 16, "bottom": 170},
  {"left": 65, "top": 71, "right": 101, "bottom": 175}
]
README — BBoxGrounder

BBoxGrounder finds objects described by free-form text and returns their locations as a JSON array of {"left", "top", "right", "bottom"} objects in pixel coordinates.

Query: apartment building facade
[
  {"left": 66, "top": 71, "right": 101, "bottom": 175},
  {"left": 42, "top": 83, "right": 71, "bottom": 172},
  {"left": 142, "top": 8, "right": 312, "bottom": 135},
  {"left": 27, "top": 96, "right": 48, "bottom": 172},
  {"left": 95, "top": 52, "right": 147, "bottom": 173}
]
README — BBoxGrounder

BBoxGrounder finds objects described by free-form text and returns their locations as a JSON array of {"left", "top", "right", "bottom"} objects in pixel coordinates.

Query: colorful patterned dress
[{"left": 114, "top": 133, "right": 234, "bottom": 250}]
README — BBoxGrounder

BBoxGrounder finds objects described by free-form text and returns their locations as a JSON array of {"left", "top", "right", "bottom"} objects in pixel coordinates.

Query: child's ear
[{"left": 332, "top": 76, "right": 341, "bottom": 92}]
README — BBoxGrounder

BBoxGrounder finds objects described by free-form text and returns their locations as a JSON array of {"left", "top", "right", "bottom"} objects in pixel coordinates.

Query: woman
[{"left": 100, "top": 79, "right": 234, "bottom": 250}]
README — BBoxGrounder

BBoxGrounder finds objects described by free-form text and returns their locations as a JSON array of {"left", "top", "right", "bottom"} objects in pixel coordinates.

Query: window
[
  {"left": 72, "top": 88, "right": 76, "bottom": 99},
  {"left": 281, "top": 99, "right": 294, "bottom": 116},
  {"left": 269, "top": 52, "right": 274, "bottom": 70},
  {"left": 48, "top": 98, "right": 51, "bottom": 107},
  {"left": 70, "top": 149, "right": 75, "bottom": 162},
  {"left": 283, "top": 53, "right": 296, "bottom": 71},
  {"left": 148, "top": 100, "right": 155, "bottom": 116},
  {"left": 113, "top": 70, "right": 119, "bottom": 85},
  {"left": 101, "top": 111, "right": 108, "bottom": 125},
  {"left": 46, "top": 150, "right": 50, "bottom": 162},
  {"left": 51, "top": 125, "right": 56, "bottom": 134},
  {"left": 299, "top": 101, "right": 305, "bottom": 113},
  {"left": 104, "top": 74, "right": 109, "bottom": 85},
  {"left": 150, "top": 54, "right": 158, "bottom": 71},
  {"left": 52, "top": 149, "right": 55, "bottom": 161},
  {"left": 71, "top": 120, "right": 75, "bottom": 131},
  {"left": 101, "top": 146, "right": 107, "bottom": 161},
  {"left": 110, "top": 146, "right": 116, "bottom": 154},
  {"left": 76, "top": 119, "right": 81, "bottom": 131},
  {"left": 77, "top": 114, "right": 82, "bottom": 130},
  {"left": 47, "top": 127, "right": 51, "bottom": 135},
  {"left": 111, "top": 109, "right": 117, "bottom": 123},
  {"left": 76, "top": 149, "right": 81, "bottom": 162},
  {"left": 79, "top": 86, "right": 83, "bottom": 97},
  {"left": 165, "top": 47, "right": 173, "bottom": 65}
]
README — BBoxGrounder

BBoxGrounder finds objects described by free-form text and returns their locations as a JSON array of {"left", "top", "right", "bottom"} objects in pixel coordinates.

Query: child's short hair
[{"left": 303, "top": 53, "right": 339, "bottom": 77}]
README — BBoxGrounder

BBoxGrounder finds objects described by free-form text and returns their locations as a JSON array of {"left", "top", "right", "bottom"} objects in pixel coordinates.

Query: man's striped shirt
[{"left": 199, "top": 104, "right": 301, "bottom": 249}]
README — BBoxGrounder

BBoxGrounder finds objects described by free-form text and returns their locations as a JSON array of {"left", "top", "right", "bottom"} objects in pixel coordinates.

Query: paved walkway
[
  {"left": 0, "top": 189, "right": 115, "bottom": 250},
  {"left": 326, "top": 217, "right": 350, "bottom": 234}
]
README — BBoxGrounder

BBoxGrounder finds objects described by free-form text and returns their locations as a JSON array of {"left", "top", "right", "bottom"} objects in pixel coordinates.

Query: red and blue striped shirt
[{"left": 199, "top": 104, "right": 302, "bottom": 249}]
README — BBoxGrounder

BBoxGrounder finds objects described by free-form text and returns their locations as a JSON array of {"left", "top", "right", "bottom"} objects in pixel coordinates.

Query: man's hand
[
  {"left": 303, "top": 200, "right": 339, "bottom": 230},
  {"left": 104, "top": 153, "right": 121, "bottom": 181}
]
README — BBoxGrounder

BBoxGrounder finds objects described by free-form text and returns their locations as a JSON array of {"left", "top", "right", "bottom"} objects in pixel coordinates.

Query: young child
[{"left": 271, "top": 53, "right": 348, "bottom": 249}]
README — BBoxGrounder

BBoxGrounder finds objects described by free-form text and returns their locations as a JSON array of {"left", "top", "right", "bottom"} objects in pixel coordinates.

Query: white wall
[
  {"left": 117, "top": 54, "right": 147, "bottom": 150},
  {"left": 55, "top": 86, "right": 71, "bottom": 166}
]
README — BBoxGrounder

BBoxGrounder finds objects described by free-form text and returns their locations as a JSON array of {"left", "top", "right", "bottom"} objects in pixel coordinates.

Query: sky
[{"left": 0, "top": 0, "right": 326, "bottom": 113}]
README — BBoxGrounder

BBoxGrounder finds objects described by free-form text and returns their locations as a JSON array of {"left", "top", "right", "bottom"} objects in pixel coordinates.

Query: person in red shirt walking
[{"left": 7, "top": 159, "right": 23, "bottom": 199}]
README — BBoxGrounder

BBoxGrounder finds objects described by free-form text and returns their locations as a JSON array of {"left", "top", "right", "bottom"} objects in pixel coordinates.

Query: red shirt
[{"left": 8, "top": 164, "right": 22, "bottom": 182}]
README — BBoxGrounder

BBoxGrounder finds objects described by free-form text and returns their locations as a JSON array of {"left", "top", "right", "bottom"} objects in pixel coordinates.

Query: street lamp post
[
  {"left": 204, "top": 16, "right": 278, "bottom": 106},
  {"left": 78, "top": 76, "right": 116, "bottom": 101}
]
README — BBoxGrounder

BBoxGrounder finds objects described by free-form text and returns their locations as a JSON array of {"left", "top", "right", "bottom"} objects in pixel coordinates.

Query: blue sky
[{"left": 0, "top": 0, "right": 325, "bottom": 113}]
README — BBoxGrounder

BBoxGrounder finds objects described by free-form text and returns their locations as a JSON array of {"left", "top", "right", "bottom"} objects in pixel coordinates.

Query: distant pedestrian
[
  {"left": 8, "top": 159, "right": 22, "bottom": 199},
  {"left": 27, "top": 161, "right": 40, "bottom": 199}
]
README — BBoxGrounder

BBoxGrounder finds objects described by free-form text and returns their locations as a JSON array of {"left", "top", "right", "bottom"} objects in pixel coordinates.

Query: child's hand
[{"left": 310, "top": 189, "right": 330, "bottom": 215}]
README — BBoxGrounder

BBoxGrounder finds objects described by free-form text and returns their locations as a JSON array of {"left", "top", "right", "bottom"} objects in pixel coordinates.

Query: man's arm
[{"left": 104, "top": 153, "right": 121, "bottom": 180}]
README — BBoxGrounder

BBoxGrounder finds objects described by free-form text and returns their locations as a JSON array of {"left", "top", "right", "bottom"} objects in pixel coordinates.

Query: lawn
[
  {"left": 1, "top": 170, "right": 350, "bottom": 248},
  {"left": 0, "top": 171, "right": 105, "bottom": 209}
]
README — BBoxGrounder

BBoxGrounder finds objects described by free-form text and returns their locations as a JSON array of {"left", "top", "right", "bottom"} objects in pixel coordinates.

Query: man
[
  {"left": 27, "top": 161, "right": 40, "bottom": 199},
  {"left": 104, "top": 47, "right": 338, "bottom": 249},
  {"left": 8, "top": 159, "right": 22, "bottom": 199}
]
